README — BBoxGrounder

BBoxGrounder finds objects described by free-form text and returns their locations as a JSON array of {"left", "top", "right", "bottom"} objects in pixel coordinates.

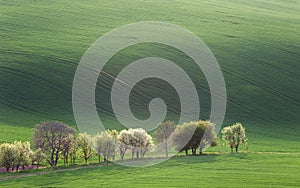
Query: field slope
[
  {"left": 0, "top": 0, "right": 300, "bottom": 186},
  {"left": 0, "top": 0, "right": 299, "bottom": 151}
]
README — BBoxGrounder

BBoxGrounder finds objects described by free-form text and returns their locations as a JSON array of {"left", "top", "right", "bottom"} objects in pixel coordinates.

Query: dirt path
[
  {"left": 254, "top": 152, "right": 300, "bottom": 155},
  {"left": 0, "top": 163, "right": 110, "bottom": 181},
  {"left": 1, "top": 152, "right": 300, "bottom": 181}
]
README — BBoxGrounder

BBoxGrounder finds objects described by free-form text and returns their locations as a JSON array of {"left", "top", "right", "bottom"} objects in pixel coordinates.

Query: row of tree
[
  {"left": 78, "top": 128, "right": 154, "bottom": 164},
  {"left": 32, "top": 122, "right": 155, "bottom": 167},
  {"left": 0, "top": 120, "right": 247, "bottom": 171},
  {"left": 0, "top": 141, "right": 45, "bottom": 172}
]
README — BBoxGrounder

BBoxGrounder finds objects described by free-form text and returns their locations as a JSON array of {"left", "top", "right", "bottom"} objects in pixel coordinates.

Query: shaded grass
[
  {"left": 0, "top": 1, "right": 299, "bottom": 186},
  {"left": 0, "top": 0, "right": 299, "bottom": 128}
]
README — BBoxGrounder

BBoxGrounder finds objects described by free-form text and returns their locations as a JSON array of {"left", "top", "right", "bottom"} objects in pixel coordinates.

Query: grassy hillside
[
  {"left": 0, "top": 1, "right": 299, "bottom": 187},
  {"left": 0, "top": 0, "right": 299, "bottom": 152}
]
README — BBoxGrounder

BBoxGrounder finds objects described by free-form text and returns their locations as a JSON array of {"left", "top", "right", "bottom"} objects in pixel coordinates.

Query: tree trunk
[
  {"left": 235, "top": 145, "right": 239, "bottom": 153},
  {"left": 140, "top": 149, "right": 143, "bottom": 158},
  {"left": 193, "top": 148, "right": 197, "bottom": 155},
  {"left": 98, "top": 155, "right": 101, "bottom": 163},
  {"left": 65, "top": 153, "right": 68, "bottom": 165},
  {"left": 199, "top": 147, "right": 203, "bottom": 155},
  {"left": 185, "top": 149, "right": 188, "bottom": 155},
  {"left": 132, "top": 149, "right": 134, "bottom": 159},
  {"left": 50, "top": 149, "right": 55, "bottom": 167},
  {"left": 165, "top": 142, "right": 168, "bottom": 158},
  {"left": 54, "top": 151, "right": 59, "bottom": 167}
]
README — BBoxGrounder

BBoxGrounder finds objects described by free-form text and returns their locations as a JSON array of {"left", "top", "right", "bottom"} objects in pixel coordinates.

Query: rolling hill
[{"left": 0, "top": 0, "right": 299, "bottom": 152}]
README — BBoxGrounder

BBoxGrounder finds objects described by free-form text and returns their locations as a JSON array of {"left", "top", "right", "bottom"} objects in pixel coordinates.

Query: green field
[
  {"left": 1, "top": 154, "right": 300, "bottom": 187},
  {"left": 0, "top": 0, "right": 299, "bottom": 187}
]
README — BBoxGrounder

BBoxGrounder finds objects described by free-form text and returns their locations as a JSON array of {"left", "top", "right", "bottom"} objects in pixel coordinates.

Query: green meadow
[
  {"left": 1, "top": 154, "right": 300, "bottom": 187},
  {"left": 0, "top": 0, "right": 299, "bottom": 187}
]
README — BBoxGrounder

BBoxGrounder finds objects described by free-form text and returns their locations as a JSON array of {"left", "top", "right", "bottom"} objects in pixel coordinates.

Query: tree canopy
[
  {"left": 33, "top": 121, "right": 75, "bottom": 167},
  {"left": 172, "top": 120, "right": 217, "bottom": 155},
  {"left": 221, "top": 123, "right": 247, "bottom": 152}
]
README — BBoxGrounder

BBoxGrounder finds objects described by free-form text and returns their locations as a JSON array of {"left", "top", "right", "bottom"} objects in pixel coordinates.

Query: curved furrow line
[
  {"left": 0, "top": 48, "right": 78, "bottom": 67},
  {"left": 241, "top": 52, "right": 300, "bottom": 79},
  {"left": 226, "top": 97, "right": 281, "bottom": 125},
  {"left": 97, "top": 70, "right": 278, "bottom": 126},
  {"left": 0, "top": 100, "right": 50, "bottom": 118},
  {"left": 222, "top": 68, "right": 300, "bottom": 106},
  {"left": 0, "top": 19, "right": 91, "bottom": 40},
  {"left": 0, "top": 67, "right": 67, "bottom": 93},
  {"left": 98, "top": 71, "right": 202, "bottom": 118}
]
